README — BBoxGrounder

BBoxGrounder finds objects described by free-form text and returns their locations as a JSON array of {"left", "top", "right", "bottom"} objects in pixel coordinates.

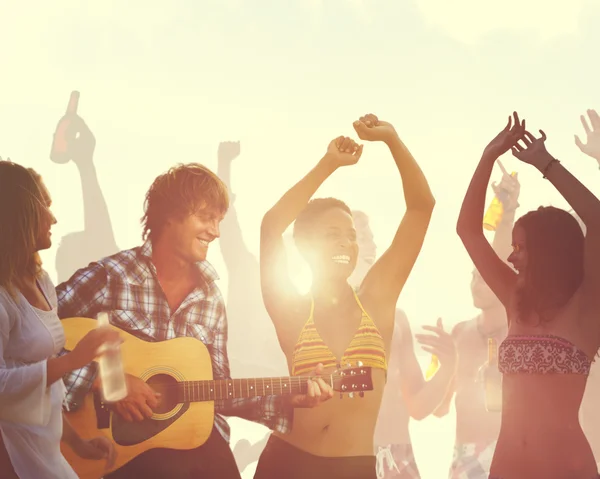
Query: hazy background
[{"left": 2, "top": 1, "right": 600, "bottom": 476}]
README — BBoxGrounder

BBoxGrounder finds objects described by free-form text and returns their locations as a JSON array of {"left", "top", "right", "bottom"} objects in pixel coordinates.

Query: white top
[{"left": 0, "top": 270, "right": 78, "bottom": 479}]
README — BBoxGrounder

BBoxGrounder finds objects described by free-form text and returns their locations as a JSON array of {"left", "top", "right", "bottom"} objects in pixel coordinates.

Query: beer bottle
[
  {"left": 50, "top": 91, "right": 80, "bottom": 164},
  {"left": 425, "top": 354, "right": 439, "bottom": 381},
  {"left": 483, "top": 338, "right": 502, "bottom": 412},
  {"left": 483, "top": 171, "right": 517, "bottom": 231}
]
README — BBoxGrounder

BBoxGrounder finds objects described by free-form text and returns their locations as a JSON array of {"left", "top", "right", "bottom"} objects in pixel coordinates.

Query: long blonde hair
[{"left": 0, "top": 159, "right": 44, "bottom": 298}]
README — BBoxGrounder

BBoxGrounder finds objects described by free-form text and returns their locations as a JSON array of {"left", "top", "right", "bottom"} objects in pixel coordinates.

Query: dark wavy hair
[
  {"left": 292, "top": 197, "right": 352, "bottom": 247},
  {"left": 515, "top": 206, "right": 585, "bottom": 323}
]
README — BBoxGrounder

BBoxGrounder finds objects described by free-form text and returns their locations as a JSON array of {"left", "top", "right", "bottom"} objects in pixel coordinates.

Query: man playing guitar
[{"left": 56, "top": 161, "right": 333, "bottom": 478}]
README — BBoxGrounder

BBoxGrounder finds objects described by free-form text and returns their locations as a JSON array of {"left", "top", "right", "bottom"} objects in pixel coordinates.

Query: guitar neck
[{"left": 179, "top": 375, "right": 325, "bottom": 402}]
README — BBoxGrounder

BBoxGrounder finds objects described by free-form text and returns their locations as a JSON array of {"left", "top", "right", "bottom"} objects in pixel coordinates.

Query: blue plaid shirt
[{"left": 56, "top": 240, "right": 292, "bottom": 442}]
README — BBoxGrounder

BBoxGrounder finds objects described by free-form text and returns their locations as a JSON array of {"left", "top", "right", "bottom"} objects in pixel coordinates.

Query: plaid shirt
[{"left": 56, "top": 240, "right": 292, "bottom": 443}]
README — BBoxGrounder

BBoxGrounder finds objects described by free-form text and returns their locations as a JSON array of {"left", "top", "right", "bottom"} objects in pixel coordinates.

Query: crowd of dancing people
[{"left": 1, "top": 104, "right": 600, "bottom": 479}]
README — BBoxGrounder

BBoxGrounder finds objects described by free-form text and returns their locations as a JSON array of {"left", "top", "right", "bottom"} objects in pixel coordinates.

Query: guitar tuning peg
[
  {"left": 359, "top": 391, "right": 364, "bottom": 398},
  {"left": 357, "top": 361, "right": 363, "bottom": 367},
  {"left": 349, "top": 392, "right": 354, "bottom": 399}
]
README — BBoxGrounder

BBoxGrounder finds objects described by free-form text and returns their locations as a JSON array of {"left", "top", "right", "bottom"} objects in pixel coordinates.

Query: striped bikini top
[
  {"left": 291, "top": 289, "right": 388, "bottom": 376},
  {"left": 498, "top": 334, "right": 592, "bottom": 376}
]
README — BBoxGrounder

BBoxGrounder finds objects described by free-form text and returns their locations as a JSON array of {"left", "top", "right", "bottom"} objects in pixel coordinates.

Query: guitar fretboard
[{"left": 178, "top": 376, "right": 325, "bottom": 402}]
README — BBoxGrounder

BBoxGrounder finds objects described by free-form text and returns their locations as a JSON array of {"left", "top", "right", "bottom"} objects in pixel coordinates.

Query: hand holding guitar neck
[{"left": 285, "top": 362, "right": 334, "bottom": 408}]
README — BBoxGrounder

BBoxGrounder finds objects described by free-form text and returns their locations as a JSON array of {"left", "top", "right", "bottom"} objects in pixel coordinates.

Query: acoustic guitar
[{"left": 60, "top": 317, "right": 374, "bottom": 479}]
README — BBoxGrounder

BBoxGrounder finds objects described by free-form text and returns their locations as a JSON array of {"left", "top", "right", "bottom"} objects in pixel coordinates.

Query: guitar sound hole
[{"left": 146, "top": 374, "right": 180, "bottom": 414}]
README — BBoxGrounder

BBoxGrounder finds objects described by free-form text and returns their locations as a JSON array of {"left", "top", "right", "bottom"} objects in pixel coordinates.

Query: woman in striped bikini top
[
  {"left": 257, "top": 115, "right": 440, "bottom": 479},
  {"left": 457, "top": 112, "right": 600, "bottom": 479}
]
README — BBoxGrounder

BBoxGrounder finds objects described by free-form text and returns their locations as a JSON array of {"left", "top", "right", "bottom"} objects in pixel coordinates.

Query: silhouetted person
[
  {"left": 434, "top": 170, "right": 519, "bottom": 478},
  {"left": 350, "top": 211, "right": 425, "bottom": 479},
  {"left": 216, "top": 141, "right": 287, "bottom": 378},
  {"left": 52, "top": 116, "right": 118, "bottom": 283},
  {"left": 457, "top": 112, "right": 600, "bottom": 478},
  {"left": 574, "top": 109, "right": 600, "bottom": 469},
  {"left": 216, "top": 141, "right": 288, "bottom": 473}
]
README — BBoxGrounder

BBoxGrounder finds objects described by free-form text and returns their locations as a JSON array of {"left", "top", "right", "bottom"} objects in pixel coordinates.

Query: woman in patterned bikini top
[{"left": 457, "top": 111, "right": 600, "bottom": 479}]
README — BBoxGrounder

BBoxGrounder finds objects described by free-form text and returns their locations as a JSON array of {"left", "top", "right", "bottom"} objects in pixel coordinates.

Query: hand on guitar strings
[
  {"left": 110, "top": 374, "right": 161, "bottom": 422},
  {"left": 286, "top": 363, "right": 334, "bottom": 408},
  {"left": 70, "top": 435, "right": 116, "bottom": 471}
]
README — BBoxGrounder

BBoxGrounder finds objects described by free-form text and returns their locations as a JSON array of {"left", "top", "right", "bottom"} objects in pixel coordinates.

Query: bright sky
[{"left": 2, "top": 1, "right": 600, "bottom": 477}]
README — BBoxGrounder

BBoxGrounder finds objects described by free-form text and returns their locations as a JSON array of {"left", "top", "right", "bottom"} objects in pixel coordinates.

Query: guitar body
[{"left": 60, "top": 317, "right": 215, "bottom": 479}]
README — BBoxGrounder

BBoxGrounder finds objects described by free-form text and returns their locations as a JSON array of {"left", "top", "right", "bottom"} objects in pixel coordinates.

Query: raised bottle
[
  {"left": 50, "top": 91, "right": 79, "bottom": 164},
  {"left": 483, "top": 171, "right": 517, "bottom": 231}
]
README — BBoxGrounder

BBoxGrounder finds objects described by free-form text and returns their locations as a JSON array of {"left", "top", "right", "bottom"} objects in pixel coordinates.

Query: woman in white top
[{"left": 0, "top": 160, "right": 119, "bottom": 478}]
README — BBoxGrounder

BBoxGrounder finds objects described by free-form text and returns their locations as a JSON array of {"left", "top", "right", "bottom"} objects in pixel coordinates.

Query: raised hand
[
  {"left": 492, "top": 160, "right": 520, "bottom": 211},
  {"left": 323, "top": 136, "right": 363, "bottom": 169},
  {"left": 415, "top": 318, "right": 457, "bottom": 372},
  {"left": 483, "top": 112, "right": 526, "bottom": 160},
  {"left": 218, "top": 141, "right": 241, "bottom": 162},
  {"left": 66, "top": 115, "right": 96, "bottom": 164},
  {"left": 352, "top": 113, "right": 398, "bottom": 144},
  {"left": 574, "top": 109, "right": 600, "bottom": 162},
  {"left": 511, "top": 129, "right": 553, "bottom": 169}
]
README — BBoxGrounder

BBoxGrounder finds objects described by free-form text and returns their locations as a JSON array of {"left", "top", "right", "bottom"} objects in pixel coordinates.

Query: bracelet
[{"left": 542, "top": 158, "right": 560, "bottom": 179}]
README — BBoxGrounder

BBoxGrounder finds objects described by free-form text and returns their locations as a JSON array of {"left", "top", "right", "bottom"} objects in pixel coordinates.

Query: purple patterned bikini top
[{"left": 498, "top": 335, "right": 592, "bottom": 375}]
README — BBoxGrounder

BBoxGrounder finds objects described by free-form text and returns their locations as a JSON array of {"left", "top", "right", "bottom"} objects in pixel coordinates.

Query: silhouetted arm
[
  {"left": 490, "top": 166, "right": 520, "bottom": 262},
  {"left": 76, "top": 161, "right": 117, "bottom": 254},
  {"left": 432, "top": 322, "right": 468, "bottom": 417},
  {"left": 396, "top": 311, "right": 457, "bottom": 420},
  {"left": 574, "top": 109, "right": 600, "bottom": 167},
  {"left": 217, "top": 143, "right": 254, "bottom": 272},
  {"left": 69, "top": 116, "right": 117, "bottom": 256}
]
